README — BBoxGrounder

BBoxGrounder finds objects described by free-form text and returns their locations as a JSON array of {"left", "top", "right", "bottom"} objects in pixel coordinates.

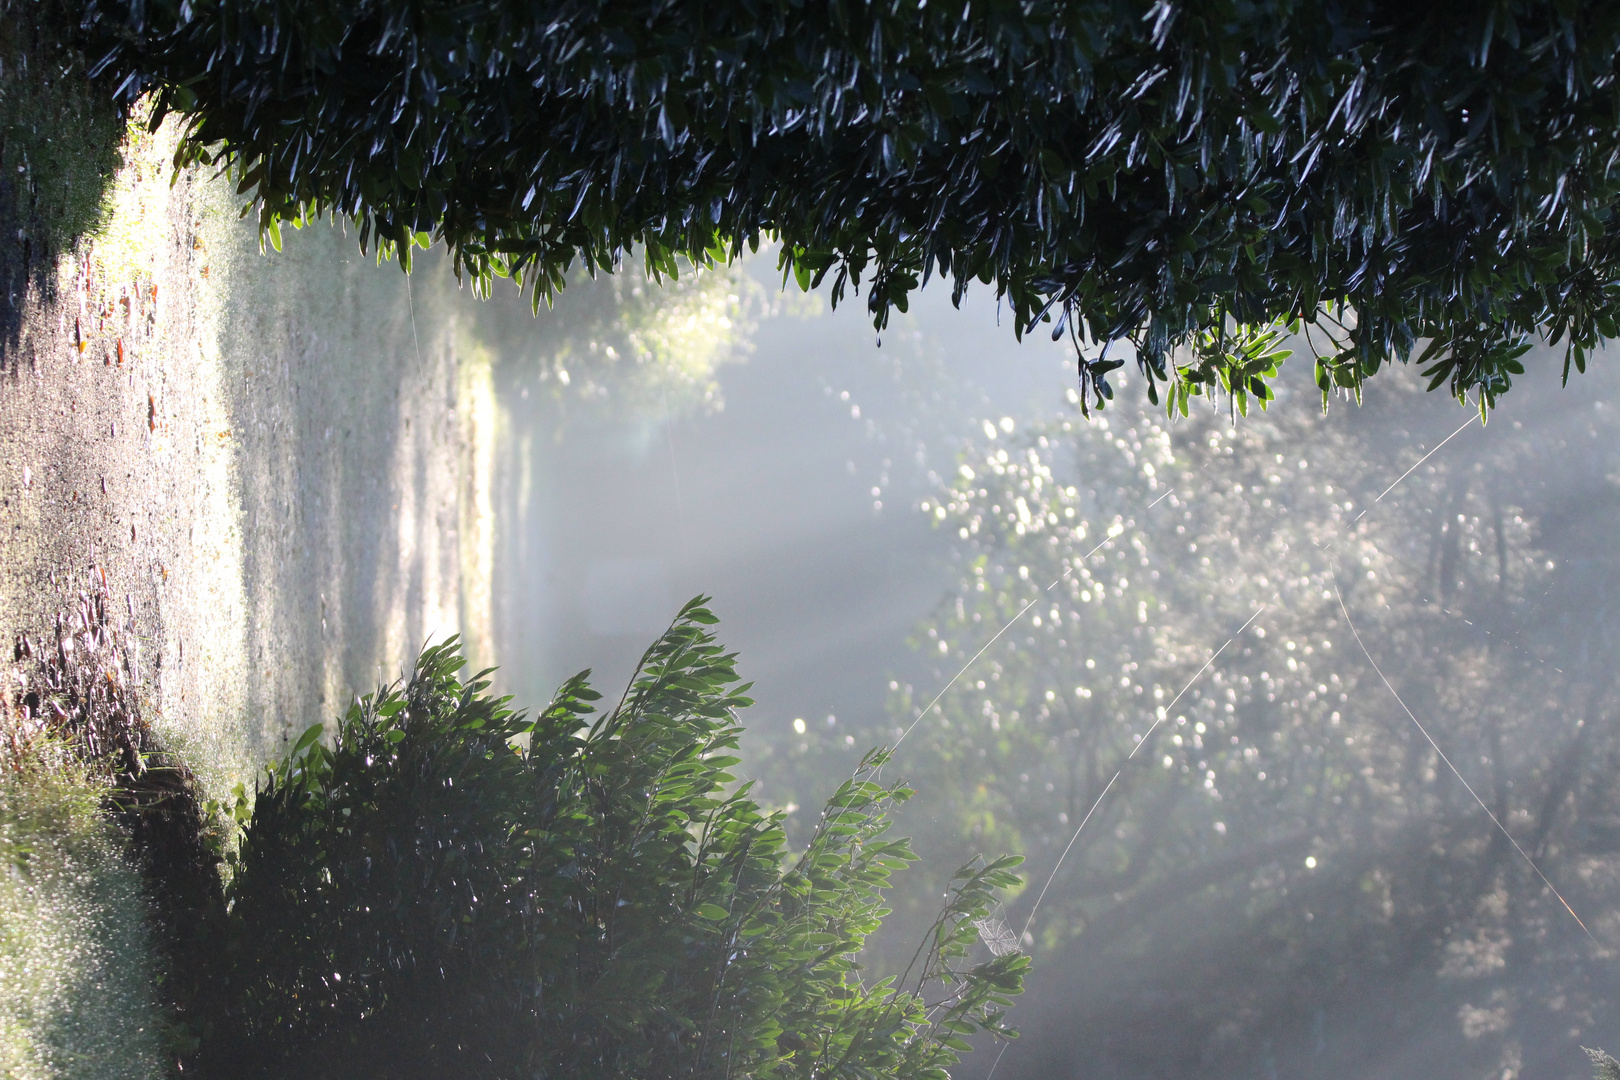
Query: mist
[
  {"left": 481, "top": 260, "right": 1071, "bottom": 752},
  {"left": 473, "top": 261, "right": 1620, "bottom": 1080}
]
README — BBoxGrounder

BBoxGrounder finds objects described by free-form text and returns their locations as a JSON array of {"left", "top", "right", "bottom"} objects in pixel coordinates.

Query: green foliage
[
  {"left": 1588, "top": 1047, "right": 1620, "bottom": 1080},
  {"left": 82, "top": 0, "right": 1620, "bottom": 412},
  {"left": 192, "top": 599, "right": 1024, "bottom": 1079}
]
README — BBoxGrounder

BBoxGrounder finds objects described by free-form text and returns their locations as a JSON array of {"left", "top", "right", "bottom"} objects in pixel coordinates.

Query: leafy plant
[
  {"left": 190, "top": 599, "right": 1025, "bottom": 1079},
  {"left": 80, "top": 0, "right": 1620, "bottom": 414}
]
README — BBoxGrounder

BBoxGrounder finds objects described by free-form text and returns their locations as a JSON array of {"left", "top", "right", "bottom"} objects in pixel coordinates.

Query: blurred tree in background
[
  {"left": 464, "top": 263, "right": 760, "bottom": 427},
  {"left": 787, "top": 362, "right": 1620, "bottom": 1079},
  {"left": 82, "top": 0, "right": 1620, "bottom": 414}
]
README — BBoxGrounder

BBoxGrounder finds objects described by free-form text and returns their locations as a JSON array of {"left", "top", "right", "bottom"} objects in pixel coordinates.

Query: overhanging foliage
[{"left": 82, "top": 0, "right": 1620, "bottom": 414}]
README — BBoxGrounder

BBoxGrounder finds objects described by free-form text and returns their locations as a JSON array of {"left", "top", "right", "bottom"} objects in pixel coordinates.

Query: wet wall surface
[{"left": 0, "top": 124, "right": 491, "bottom": 791}]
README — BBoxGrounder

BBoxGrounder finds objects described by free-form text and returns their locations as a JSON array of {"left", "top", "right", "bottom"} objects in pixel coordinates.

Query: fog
[
  {"left": 475, "top": 261, "right": 1620, "bottom": 1080},
  {"left": 483, "top": 262, "right": 1071, "bottom": 741}
]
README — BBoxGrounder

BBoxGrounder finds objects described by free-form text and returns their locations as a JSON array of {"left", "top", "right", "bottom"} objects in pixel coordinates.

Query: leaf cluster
[
  {"left": 81, "top": 0, "right": 1620, "bottom": 413},
  {"left": 191, "top": 599, "right": 1023, "bottom": 1079}
]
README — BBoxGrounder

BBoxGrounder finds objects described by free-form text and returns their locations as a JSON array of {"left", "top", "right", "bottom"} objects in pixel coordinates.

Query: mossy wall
[{"left": 0, "top": 769, "right": 166, "bottom": 1079}]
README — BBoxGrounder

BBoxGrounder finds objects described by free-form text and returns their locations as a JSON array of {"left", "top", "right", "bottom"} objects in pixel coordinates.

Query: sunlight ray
[
  {"left": 982, "top": 404, "right": 1525, "bottom": 1080},
  {"left": 1352, "top": 413, "right": 1477, "bottom": 524},
  {"left": 1332, "top": 574, "right": 1595, "bottom": 943},
  {"left": 1017, "top": 601, "right": 1267, "bottom": 943}
]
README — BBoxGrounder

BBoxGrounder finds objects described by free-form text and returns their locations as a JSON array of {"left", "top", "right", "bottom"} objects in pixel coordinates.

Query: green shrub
[{"left": 191, "top": 598, "right": 1024, "bottom": 1079}]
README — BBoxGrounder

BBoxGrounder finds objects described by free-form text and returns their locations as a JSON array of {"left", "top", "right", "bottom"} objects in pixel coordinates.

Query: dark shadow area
[{"left": 0, "top": 1, "right": 124, "bottom": 343}]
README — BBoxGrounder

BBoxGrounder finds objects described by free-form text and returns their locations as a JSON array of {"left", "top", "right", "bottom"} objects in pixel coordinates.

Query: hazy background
[
  {"left": 483, "top": 260, "right": 1073, "bottom": 746},
  {"left": 471, "top": 257, "right": 1620, "bottom": 1080}
]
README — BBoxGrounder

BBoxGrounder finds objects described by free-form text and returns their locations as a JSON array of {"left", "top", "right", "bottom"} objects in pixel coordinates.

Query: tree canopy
[{"left": 84, "top": 0, "right": 1620, "bottom": 414}]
